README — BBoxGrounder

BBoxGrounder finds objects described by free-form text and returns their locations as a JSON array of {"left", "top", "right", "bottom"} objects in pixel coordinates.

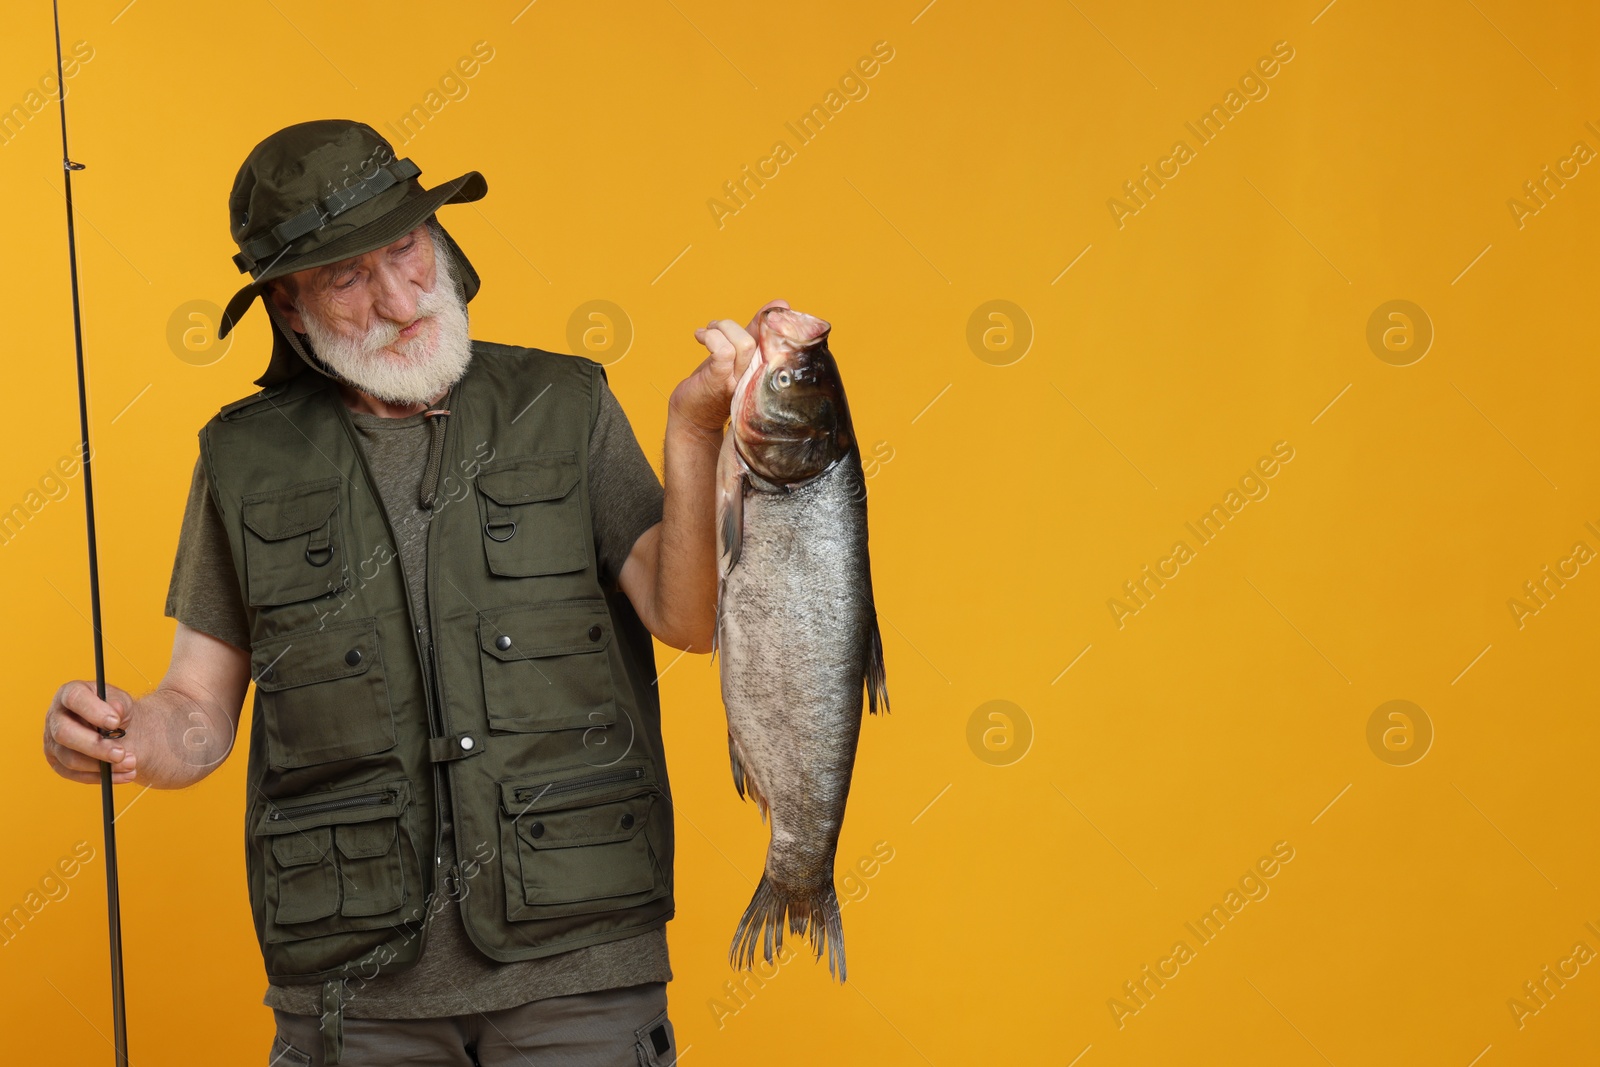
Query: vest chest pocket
[
  {"left": 252, "top": 619, "right": 397, "bottom": 770},
  {"left": 478, "top": 600, "right": 619, "bottom": 734},
  {"left": 242, "top": 478, "right": 348, "bottom": 606},
  {"left": 475, "top": 452, "right": 587, "bottom": 578},
  {"left": 256, "top": 781, "right": 418, "bottom": 944},
  {"left": 498, "top": 763, "right": 667, "bottom": 922}
]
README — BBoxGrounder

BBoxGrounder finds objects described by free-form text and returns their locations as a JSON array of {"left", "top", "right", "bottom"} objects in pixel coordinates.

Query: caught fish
[{"left": 714, "top": 307, "right": 889, "bottom": 982}]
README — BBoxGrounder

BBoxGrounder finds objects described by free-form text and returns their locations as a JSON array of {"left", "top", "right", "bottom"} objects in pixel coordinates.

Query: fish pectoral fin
[
  {"left": 865, "top": 611, "right": 890, "bottom": 715},
  {"left": 717, "top": 472, "right": 746, "bottom": 573},
  {"left": 716, "top": 423, "right": 748, "bottom": 577}
]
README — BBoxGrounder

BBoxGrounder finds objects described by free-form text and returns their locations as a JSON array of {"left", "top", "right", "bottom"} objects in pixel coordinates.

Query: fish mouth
[{"left": 760, "top": 307, "right": 831, "bottom": 348}]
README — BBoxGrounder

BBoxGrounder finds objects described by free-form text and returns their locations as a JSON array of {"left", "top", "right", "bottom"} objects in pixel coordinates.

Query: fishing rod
[{"left": 51, "top": 0, "right": 130, "bottom": 1064}]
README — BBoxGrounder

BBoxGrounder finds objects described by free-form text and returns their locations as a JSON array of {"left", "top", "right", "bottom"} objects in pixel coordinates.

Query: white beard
[{"left": 299, "top": 226, "right": 472, "bottom": 406}]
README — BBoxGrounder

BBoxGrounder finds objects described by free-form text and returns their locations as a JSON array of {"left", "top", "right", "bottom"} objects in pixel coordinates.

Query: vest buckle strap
[{"left": 429, "top": 733, "right": 485, "bottom": 762}]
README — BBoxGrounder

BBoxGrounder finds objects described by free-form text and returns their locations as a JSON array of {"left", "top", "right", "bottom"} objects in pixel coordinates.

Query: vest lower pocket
[
  {"left": 497, "top": 763, "right": 667, "bottom": 922},
  {"left": 256, "top": 780, "right": 418, "bottom": 944},
  {"left": 474, "top": 451, "right": 587, "bottom": 577},
  {"left": 252, "top": 619, "right": 397, "bottom": 770},
  {"left": 478, "top": 601, "right": 620, "bottom": 734},
  {"left": 241, "top": 478, "right": 349, "bottom": 606}
]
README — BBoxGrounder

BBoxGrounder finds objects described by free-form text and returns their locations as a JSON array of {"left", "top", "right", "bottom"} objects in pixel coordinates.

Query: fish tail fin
[
  {"left": 727, "top": 732, "right": 769, "bottom": 822},
  {"left": 729, "top": 873, "right": 847, "bottom": 983},
  {"left": 865, "top": 613, "right": 890, "bottom": 715}
]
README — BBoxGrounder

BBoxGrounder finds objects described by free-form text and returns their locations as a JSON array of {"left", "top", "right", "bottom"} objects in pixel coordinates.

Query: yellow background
[{"left": 4, "top": 0, "right": 1598, "bottom": 1063}]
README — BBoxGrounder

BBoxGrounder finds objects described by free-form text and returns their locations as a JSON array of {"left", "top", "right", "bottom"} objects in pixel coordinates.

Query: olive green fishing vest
[{"left": 200, "top": 343, "right": 674, "bottom": 1031}]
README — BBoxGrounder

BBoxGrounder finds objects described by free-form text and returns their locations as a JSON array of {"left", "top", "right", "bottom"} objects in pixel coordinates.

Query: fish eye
[{"left": 774, "top": 369, "right": 792, "bottom": 389}]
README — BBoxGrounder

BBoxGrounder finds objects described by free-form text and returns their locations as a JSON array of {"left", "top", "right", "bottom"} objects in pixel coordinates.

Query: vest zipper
[
  {"left": 513, "top": 766, "right": 644, "bottom": 804},
  {"left": 267, "top": 790, "right": 394, "bottom": 821},
  {"left": 332, "top": 390, "right": 452, "bottom": 955}
]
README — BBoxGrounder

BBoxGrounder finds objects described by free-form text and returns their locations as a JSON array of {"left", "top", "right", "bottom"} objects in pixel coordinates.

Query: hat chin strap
[{"left": 262, "top": 288, "right": 340, "bottom": 384}]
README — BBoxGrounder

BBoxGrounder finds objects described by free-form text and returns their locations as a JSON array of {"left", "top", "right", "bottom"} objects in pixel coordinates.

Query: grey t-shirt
[{"left": 165, "top": 373, "right": 672, "bottom": 1018}]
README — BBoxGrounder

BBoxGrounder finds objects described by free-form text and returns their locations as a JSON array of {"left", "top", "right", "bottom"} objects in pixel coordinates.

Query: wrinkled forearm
[{"left": 650, "top": 405, "right": 724, "bottom": 652}]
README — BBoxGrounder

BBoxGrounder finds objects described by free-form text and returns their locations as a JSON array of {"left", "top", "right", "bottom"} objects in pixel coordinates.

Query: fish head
[{"left": 732, "top": 308, "right": 855, "bottom": 485}]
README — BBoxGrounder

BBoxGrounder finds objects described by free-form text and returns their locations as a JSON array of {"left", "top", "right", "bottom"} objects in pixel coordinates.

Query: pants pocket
[
  {"left": 633, "top": 1006, "right": 677, "bottom": 1067},
  {"left": 268, "top": 1032, "right": 312, "bottom": 1066}
]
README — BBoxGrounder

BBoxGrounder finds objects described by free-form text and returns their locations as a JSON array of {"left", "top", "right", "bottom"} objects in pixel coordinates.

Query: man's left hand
[{"left": 675, "top": 298, "right": 789, "bottom": 436}]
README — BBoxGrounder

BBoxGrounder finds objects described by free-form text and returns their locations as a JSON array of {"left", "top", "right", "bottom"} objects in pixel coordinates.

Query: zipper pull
[{"left": 444, "top": 862, "right": 463, "bottom": 899}]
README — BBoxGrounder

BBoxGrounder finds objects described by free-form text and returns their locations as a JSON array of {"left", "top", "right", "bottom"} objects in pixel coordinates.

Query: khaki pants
[{"left": 267, "top": 982, "right": 676, "bottom": 1066}]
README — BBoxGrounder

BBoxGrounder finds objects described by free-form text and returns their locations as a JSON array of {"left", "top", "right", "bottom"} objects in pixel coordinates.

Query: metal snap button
[
  {"left": 588, "top": 624, "right": 603, "bottom": 642},
  {"left": 459, "top": 736, "right": 475, "bottom": 751},
  {"left": 621, "top": 813, "right": 635, "bottom": 829},
  {"left": 529, "top": 821, "right": 545, "bottom": 838},
  {"left": 495, "top": 635, "right": 512, "bottom": 651},
  {"left": 344, "top": 648, "right": 362, "bottom": 666},
  {"left": 259, "top": 666, "right": 276, "bottom": 683}
]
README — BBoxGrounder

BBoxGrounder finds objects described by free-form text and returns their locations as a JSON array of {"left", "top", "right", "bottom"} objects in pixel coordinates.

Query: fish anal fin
[{"left": 727, "top": 731, "right": 770, "bottom": 821}]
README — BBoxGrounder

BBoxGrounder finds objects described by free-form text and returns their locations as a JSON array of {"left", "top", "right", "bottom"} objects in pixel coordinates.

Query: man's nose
[{"left": 370, "top": 260, "right": 420, "bottom": 324}]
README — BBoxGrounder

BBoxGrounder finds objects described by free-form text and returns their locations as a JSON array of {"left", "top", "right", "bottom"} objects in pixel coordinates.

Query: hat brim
[{"left": 219, "top": 169, "right": 486, "bottom": 339}]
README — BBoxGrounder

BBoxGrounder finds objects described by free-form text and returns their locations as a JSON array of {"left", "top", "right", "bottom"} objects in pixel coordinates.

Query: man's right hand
[
  {"left": 42, "top": 624, "right": 252, "bottom": 790},
  {"left": 44, "top": 680, "right": 138, "bottom": 785}
]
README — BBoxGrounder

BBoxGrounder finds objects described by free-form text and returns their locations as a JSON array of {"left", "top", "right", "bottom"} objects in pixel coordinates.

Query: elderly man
[{"left": 41, "top": 119, "right": 777, "bottom": 1065}]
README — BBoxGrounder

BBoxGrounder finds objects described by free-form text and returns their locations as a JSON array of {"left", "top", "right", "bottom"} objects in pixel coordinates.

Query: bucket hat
[{"left": 218, "top": 119, "right": 486, "bottom": 386}]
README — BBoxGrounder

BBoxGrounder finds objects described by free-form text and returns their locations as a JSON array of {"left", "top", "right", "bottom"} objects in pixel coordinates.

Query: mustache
[{"left": 351, "top": 280, "right": 456, "bottom": 354}]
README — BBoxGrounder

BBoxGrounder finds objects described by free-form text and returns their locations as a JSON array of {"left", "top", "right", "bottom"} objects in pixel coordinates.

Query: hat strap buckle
[{"left": 232, "top": 157, "right": 421, "bottom": 275}]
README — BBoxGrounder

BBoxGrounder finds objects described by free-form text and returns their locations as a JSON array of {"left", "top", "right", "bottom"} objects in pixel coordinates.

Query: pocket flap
[
  {"left": 480, "top": 601, "right": 612, "bottom": 661},
  {"left": 477, "top": 452, "right": 580, "bottom": 506},
  {"left": 252, "top": 620, "right": 378, "bottom": 692},
  {"left": 336, "top": 820, "right": 398, "bottom": 859},
  {"left": 242, "top": 479, "right": 342, "bottom": 541},
  {"left": 271, "top": 827, "right": 331, "bottom": 866},
  {"left": 518, "top": 794, "right": 654, "bottom": 850}
]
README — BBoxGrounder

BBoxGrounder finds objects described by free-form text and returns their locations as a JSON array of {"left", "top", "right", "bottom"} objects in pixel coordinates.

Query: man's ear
[{"left": 267, "top": 278, "right": 306, "bottom": 334}]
